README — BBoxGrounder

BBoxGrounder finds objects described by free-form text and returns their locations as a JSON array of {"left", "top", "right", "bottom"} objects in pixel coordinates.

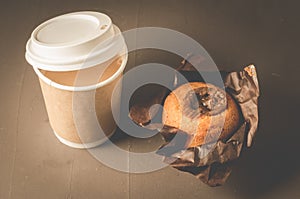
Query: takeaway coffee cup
[{"left": 25, "top": 11, "right": 128, "bottom": 148}]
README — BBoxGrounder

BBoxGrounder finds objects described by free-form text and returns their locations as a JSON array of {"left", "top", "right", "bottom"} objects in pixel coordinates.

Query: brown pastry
[{"left": 162, "top": 82, "right": 240, "bottom": 147}]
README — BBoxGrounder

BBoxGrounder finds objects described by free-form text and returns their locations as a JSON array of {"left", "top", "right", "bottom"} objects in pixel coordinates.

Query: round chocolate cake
[{"left": 162, "top": 82, "right": 241, "bottom": 147}]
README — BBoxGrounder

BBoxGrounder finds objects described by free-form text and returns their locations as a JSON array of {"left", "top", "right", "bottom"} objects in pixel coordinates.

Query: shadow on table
[{"left": 228, "top": 85, "right": 300, "bottom": 198}]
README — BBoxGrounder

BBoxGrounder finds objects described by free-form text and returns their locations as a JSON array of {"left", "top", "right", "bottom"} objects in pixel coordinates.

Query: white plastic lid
[{"left": 25, "top": 11, "right": 126, "bottom": 71}]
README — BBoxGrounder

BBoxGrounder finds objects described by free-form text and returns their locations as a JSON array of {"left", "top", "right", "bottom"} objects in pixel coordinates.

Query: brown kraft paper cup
[
  {"left": 25, "top": 12, "right": 128, "bottom": 148},
  {"left": 36, "top": 56, "right": 126, "bottom": 148}
]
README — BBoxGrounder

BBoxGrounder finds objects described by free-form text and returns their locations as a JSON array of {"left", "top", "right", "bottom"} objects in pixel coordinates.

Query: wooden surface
[{"left": 0, "top": 0, "right": 299, "bottom": 198}]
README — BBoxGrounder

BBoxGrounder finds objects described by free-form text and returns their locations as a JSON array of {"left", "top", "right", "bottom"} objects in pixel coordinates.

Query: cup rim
[{"left": 33, "top": 51, "right": 128, "bottom": 91}]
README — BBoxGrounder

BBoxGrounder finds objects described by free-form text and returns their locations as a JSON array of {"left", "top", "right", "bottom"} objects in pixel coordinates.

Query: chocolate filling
[{"left": 184, "top": 86, "right": 226, "bottom": 118}]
